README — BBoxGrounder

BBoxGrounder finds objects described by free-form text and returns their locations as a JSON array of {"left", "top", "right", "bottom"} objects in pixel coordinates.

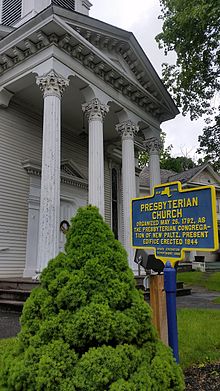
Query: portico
[
  {"left": 32, "top": 65, "right": 142, "bottom": 273},
  {"left": 0, "top": 2, "right": 179, "bottom": 278}
]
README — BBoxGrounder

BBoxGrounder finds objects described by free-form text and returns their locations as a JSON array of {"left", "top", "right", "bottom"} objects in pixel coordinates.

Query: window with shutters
[
  {"left": 1, "top": 0, "right": 22, "bottom": 26},
  {"left": 52, "top": 0, "right": 75, "bottom": 11}
]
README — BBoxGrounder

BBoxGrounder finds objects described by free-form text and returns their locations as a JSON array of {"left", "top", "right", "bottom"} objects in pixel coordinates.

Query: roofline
[
  {"left": 0, "top": 7, "right": 54, "bottom": 49},
  {"left": 167, "top": 162, "right": 210, "bottom": 183},
  {"left": 54, "top": 5, "right": 179, "bottom": 116},
  {"left": 0, "top": 5, "right": 132, "bottom": 49},
  {"left": 140, "top": 162, "right": 220, "bottom": 189},
  {"left": 0, "top": 4, "right": 178, "bottom": 118},
  {"left": 0, "top": 24, "right": 14, "bottom": 39},
  {"left": 190, "top": 162, "right": 220, "bottom": 185},
  {"left": 128, "top": 34, "right": 179, "bottom": 117}
]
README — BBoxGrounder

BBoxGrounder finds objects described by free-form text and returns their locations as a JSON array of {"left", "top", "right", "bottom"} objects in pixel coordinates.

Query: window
[
  {"left": 216, "top": 199, "right": 220, "bottom": 213},
  {"left": 1, "top": 0, "right": 22, "bottom": 26},
  {"left": 112, "top": 168, "right": 118, "bottom": 239},
  {"left": 52, "top": 0, "right": 75, "bottom": 11}
]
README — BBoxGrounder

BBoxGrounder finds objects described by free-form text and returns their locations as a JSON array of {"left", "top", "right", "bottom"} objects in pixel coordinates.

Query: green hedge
[{"left": 0, "top": 206, "right": 184, "bottom": 390}]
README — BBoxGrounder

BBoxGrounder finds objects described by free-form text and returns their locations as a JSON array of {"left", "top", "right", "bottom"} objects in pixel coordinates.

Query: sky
[{"left": 90, "top": 0, "right": 205, "bottom": 159}]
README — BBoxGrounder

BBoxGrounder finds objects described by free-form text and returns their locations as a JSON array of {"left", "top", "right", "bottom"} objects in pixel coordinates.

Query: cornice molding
[
  {"left": 22, "top": 159, "right": 88, "bottom": 190},
  {"left": 0, "top": 17, "right": 173, "bottom": 123}
]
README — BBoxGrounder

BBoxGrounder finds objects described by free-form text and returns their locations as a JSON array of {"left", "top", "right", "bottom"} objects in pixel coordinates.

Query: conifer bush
[{"left": 0, "top": 206, "right": 184, "bottom": 390}]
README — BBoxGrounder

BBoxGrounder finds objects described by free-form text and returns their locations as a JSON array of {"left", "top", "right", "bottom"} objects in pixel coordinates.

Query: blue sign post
[
  {"left": 131, "top": 181, "right": 219, "bottom": 361},
  {"left": 164, "top": 261, "right": 179, "bottom": 363}
]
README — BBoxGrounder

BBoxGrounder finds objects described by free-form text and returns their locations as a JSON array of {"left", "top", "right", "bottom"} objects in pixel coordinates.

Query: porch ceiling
[{"left": 11, "top": 73, "right": 122, "bottom": 141}]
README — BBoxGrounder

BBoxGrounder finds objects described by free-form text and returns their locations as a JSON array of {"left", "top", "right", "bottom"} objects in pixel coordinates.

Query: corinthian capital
[
  {"left": 116, "top": 120, "right": 139, "bottom": 140},
  {"left": 144, "top": 137, "right": 163, "bottom": 154},
  {"left": 82, "top": 98, "right": 109, "bottom": 121},
  {"left": 36, "top": 70, "right": 69, "bottom": 98}
]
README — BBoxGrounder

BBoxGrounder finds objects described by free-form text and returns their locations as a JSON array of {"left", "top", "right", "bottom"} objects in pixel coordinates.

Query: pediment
[
  {"left": 0, "top": 6, "right": 178, "bottom": 124},
  {"left": 62, "top": 15, "right": 178, "bottom": 119},
  {"left": 191, "top": 167, "right": 220, "bottom": 188},
  {"left": 61, "top": 159, "right": 86, "bottom": 179},
  {"left": 22, "top": 159, "right": 88, "bottom": 189}
]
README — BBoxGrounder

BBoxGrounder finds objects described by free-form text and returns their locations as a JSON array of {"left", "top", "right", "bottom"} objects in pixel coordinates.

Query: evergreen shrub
[{"left": 0, "top": 206, "right": 184, "bottom": 390}]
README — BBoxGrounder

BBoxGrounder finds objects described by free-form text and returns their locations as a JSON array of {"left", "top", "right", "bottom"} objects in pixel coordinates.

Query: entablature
[{"left": 0, "top": 8, "right": 178, "bottom": 125}]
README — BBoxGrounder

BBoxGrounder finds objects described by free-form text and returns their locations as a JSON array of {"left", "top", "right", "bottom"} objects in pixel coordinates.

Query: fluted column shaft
[
  {"left": 36, "top": 70, "right": 69, "bottom": 272},
  {"left": 82, "top": 98, "right": 109, "bottom": 216},
  {"left": 145, "top": 137, "right": 162, "bottom": 192},
  {"left": 116, "top": 120, "right": 139, "bottom": 269}
]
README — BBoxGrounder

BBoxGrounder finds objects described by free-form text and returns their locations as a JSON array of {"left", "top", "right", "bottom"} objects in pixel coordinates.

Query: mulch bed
[{"left": 184, "top": 362, "right": 220, "bottom": 390}]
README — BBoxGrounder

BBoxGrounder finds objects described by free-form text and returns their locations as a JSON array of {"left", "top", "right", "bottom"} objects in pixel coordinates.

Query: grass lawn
[
  {"left": 1, "top": 309, "right": 220, "bottom": 375},
  {"left": 178, "top": 308, "right": 220, "bottom": 369},
  {"left": 177, "top": 271, "right": 220, "bottom": 292}
]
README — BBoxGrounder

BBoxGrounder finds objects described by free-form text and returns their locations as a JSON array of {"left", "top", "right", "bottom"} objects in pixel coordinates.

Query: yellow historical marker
[{"left": 131, "top": 181, "right": 219, "bottom": 346}]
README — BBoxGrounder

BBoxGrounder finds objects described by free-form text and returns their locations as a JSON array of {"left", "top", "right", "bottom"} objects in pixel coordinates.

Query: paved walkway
[
  {"left": 177, "top": 286, "right": 220, "bottom": 310},
  {"left": 1, "top": 287, "right": 220, "bottom": 339}
]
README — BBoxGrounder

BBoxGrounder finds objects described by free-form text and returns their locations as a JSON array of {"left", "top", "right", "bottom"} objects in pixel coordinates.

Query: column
[
  {"left": 36, "top": 70, "right": 69, "bottom": 273},
  {"left": 116, "top": 120, "right": 139, "bottom": 269},
  {"left": 82, "top": 98, "right": 109, "bottom": 217},
  {"left": 144, "top": 137, "right": 162, "bottom": 193}
]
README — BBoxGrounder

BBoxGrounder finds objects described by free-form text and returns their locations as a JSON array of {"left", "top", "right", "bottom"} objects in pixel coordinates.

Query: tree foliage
[
  {"left": 161, "top": 156, "right": 195, "bottom": 173},
  {"left": 197, "top": 112, "right": 220, "bottom": 171},
  {"left": 139, "top": 132, "right": 196, "bottom": 173},
  {"left": 157, "top": 0, "right": 219, "bottom": 119},
  {"left": 0, "top": 206, "right": 184, "bottom": 390},
  {"left": 156, "top": 0, "right": 220, "bottom": 167}
]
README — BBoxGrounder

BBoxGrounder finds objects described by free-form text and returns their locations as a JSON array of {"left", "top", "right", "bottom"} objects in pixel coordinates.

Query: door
[{"left": 59, "top": 199, "right": 76, "bottom": 252}]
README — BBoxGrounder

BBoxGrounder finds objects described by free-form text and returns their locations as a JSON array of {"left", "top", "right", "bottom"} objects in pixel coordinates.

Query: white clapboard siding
[
  {"left": 0, "top": 103, "right": 89, "bottom": 278},
  {"left": 62, "top": 128, "right": 113, "bottom": 227},
  {"left": 0, "top": 101, "right": 117, "bottom": 278},
  {"left": 62, "top": 127, "right": 88, "bottom": 179},
  {"left": 0, "top": 103, "right": 42, "bottom": 278}
]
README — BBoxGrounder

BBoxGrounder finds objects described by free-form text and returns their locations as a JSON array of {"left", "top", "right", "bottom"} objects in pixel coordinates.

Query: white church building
[{"left": 0, "top": 0, "right": 179, "bottom": 278}]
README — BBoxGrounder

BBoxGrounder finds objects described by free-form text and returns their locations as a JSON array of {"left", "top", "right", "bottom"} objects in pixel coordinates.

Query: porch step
[
  {"left": 177, "top": 263, "right": 192, "bottom": 273},
  {"left": 0, "top": 299, "right": 24, "bottom": 312},
  {"left": 0, "top": 289, "right": 30, "bottom": 302},
  {"left": 177, "top": 281, "right": 184, "bottom": 289},
  {"left": 0, "top": 278, "right": 39, "bottom": 291},
  {"left": 0, "top": 276, "right": 191, "bottom": 314},
  {"left": 176, "top": 287, "right": 191, "bottom": 297},
  {"left": 0, "top": 279, "right": 39, "bottom": 313},
  {"left": 205, "top": 262, "right": 220, "bottom": 272}
]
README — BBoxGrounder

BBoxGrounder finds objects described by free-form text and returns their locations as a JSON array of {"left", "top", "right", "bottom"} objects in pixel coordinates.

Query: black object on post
[{"left": 134, "top": 249, "right": 164, "bottom": 274}]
